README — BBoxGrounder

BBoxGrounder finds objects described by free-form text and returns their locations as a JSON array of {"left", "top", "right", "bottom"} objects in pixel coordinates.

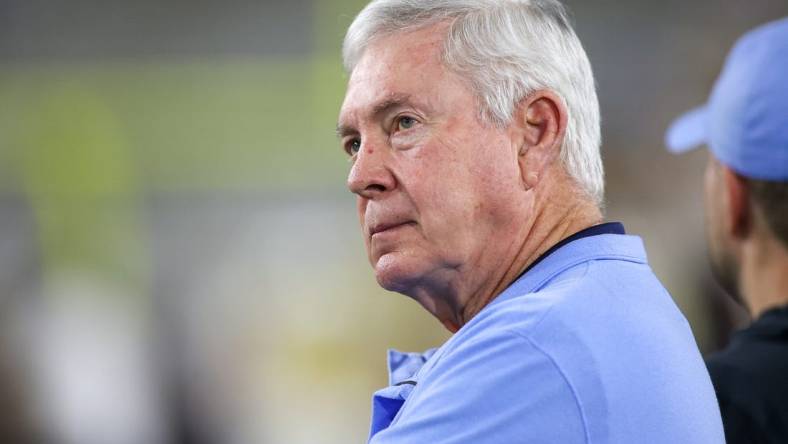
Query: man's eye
[
  {"left": 346, "top": 139, "right": 361, "bottom": 156},
  {"left": 397, "top": 116, "right": 416, "bottom": 131}
]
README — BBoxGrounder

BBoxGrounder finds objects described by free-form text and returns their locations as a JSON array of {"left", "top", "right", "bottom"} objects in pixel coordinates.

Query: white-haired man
[{"left": 337, "top": 1, "right": 724, "bottom": 442}]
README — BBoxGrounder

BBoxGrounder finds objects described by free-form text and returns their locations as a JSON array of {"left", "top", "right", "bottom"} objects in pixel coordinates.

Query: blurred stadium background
[{"left": 1, "top": 0, "right": 787, "bottom": 443}]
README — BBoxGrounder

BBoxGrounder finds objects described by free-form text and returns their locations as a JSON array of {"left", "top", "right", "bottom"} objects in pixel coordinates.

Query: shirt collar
[
  {"left": 387, "top": 348, "right": 438, "bottom": 386},
  {"left": 487, "top": 229, "right": 647, "bottom": 312},
  {"left": 516, "top": 222, "right": 626, "bottom": 280}
]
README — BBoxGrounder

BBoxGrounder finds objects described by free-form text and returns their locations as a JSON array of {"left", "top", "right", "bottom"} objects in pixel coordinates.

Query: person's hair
[
  {"left": 343, "top": 0, "right": 604, "bottom": 206},
  {"left": 748, "top": 178, "right": 788, "bottom": 247}
]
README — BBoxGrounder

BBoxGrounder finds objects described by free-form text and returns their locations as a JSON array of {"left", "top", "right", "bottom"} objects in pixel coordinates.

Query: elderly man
[
  {"left": 338, "top": 1, "right": 724, "bottom": 442},
  {"left": 667, "top": 17, "right": 788, "bottom": 444}
]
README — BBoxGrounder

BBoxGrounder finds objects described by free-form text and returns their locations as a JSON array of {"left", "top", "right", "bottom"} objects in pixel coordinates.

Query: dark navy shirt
[{"left": 706, "top": 305, "right": 788, "bottom": 444}]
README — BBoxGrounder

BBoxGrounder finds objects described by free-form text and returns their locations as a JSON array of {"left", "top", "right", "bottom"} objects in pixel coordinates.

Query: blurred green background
[{"left": 1, "top": 1, "right": 786, "bottom": 443}]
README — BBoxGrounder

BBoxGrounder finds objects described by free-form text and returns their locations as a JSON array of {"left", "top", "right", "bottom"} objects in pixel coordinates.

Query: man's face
[
  {"left": 337, "top": 24, "right": 527, "bottom": 303},
  {"left": 703, "top": 154, "right": 740, "bottom": 300}
]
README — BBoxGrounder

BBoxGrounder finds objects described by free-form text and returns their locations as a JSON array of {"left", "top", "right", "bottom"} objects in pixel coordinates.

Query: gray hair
[{"left": 343, "top": 0, "right": 604, "bottom": 206}]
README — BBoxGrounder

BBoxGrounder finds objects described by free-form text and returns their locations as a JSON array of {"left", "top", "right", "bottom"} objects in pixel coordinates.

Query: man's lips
[{"left": 369, "top": 221, "right": 415, "bottom": 237}]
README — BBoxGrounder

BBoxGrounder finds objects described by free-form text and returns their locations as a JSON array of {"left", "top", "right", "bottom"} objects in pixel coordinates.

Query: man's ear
[
  {"left": 721, "top": 165, "right": 751, "bottom": 239},
  {"left": 512, "top": 90, "right": 568, "bottom": 190}
]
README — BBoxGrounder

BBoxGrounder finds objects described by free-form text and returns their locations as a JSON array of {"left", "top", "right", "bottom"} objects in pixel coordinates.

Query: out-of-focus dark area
[{"left": 1, "top": 1, "right": 787, "bottom": 443}]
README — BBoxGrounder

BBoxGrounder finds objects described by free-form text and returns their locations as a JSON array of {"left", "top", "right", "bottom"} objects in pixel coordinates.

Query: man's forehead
[
  {"left": 353, "top": 25, "right": 446, "bottom": 79},
  {"left": 339, "top": 28, "right": 449, "bottom": 126}
]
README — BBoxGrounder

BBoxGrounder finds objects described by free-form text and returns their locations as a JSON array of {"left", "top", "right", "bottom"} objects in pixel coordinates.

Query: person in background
[
  {"left": 666, "top": 16, "right": 788, "bottom": 444},
  {"left": 338, "top": 0, "right": 724, "bottom": 442}
]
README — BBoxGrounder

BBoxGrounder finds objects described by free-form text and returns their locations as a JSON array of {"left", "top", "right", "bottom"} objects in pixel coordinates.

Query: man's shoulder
[
  {"left": 477, "top": 256, "right": 680, "bottom": 344},
  {"left": 454, "top": 257, "right": 692, "bottom": 389},
  {"left": 465, "top": 252, "right": 708, "bottom": 387}
]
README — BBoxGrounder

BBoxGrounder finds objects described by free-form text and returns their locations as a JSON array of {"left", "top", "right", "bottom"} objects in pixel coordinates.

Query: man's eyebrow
[
  {"left": 336, "top": 123, "right": 356, "bottom": 139},
  {"left": 370, "top": 94, "right": 413, "bottom": 119},
  {"left": 336, "top": 94, "right": 414, "bottom": 138}
]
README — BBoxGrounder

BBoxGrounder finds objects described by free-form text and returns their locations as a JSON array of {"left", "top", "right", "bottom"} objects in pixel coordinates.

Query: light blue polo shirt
[{"left": 368, "top": 232, "right": 725, "bottom": 443}]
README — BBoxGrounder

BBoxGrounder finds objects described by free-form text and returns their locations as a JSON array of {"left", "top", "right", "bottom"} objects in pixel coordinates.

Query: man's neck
[
  {"left": 457, "top": 185, "right": 603, "bottom": 328},
  {"left": 740, "top": 233, "right": 788, "bottom": 319}
]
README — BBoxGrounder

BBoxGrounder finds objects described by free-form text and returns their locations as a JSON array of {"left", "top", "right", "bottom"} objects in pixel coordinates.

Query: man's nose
[{"left": 347, "top": 141, "right": 396, "bottom": 199}]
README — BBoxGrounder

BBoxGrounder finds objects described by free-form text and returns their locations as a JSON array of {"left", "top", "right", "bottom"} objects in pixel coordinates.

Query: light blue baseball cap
[{"left": 666, "top": 17, "right": 788, "bottom": 181}]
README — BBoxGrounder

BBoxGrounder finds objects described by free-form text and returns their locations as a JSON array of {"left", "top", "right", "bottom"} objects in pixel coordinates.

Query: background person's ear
[
  {"left": 512, "top": 90, "right": 568, "bottom": 189},
  {"left": 721, "top": 165, "right": 751, "bottom": 239}
]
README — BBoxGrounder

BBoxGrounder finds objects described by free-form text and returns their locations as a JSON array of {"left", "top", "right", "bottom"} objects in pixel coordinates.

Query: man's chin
[{"left": 373, "top": 253, "right": 422, "bottom": 294}]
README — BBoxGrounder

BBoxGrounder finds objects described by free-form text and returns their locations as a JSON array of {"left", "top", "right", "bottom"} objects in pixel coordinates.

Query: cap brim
[{"left": 665, "top": 105, "right": 708, "bottom": 153}]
